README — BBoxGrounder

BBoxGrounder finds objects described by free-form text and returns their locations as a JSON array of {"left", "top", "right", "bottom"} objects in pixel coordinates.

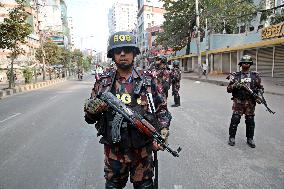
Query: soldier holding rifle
[
  {"left": 84, "top": 31, "right": 176, "bottom": 189},
  {"left": 227, "top": 55, "right": 266, "bottom": 148}
]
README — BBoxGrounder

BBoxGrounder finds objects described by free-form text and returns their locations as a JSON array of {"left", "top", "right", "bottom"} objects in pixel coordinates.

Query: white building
[
  {"left": 108, "top": 0, "right": 138, "bottom": 35},
  {"left": 38, "top": 0, "right": 63, "bottom": 32},
  {"left": 136, "top": 0, "right": 165, "bottom": 52},
  {"left": 67, "top": 17, "right": 75, "bottom": 50}
]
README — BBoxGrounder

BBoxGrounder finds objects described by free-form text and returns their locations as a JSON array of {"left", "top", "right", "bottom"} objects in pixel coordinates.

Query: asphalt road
[{"left": 0, "top": 75, "right": 283, "bottom": 189}]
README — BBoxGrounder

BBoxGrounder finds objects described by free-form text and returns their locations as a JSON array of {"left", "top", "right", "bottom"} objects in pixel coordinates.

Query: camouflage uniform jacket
[
  {"left": 170, "top": 67, "right": 181, "bottom": 84},
  {"left": 227, "top": 71, "right": 263, "bottom": 101},
  {"left": 152, "top": 67, "right": 171, "bottom": 97},
  {"left": 86, "top": 68, "right": 171, "bottom": 162}
]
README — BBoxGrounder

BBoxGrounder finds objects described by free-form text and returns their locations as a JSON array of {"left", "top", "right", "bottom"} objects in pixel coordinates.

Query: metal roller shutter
[
  {"left": 273, "top": 45, "right": 284, "bottom": 78},
  {"left": 231, "top": 52, "right": 238, "bottom": 72},
  {"left": 222, "top": 52, "right": 231, "bottom": 73},
  {"left": 213, "top": 54, "right": 222, "bottom": 73},
  {"left": 257, "top": 47, "right": 273, "bottom": 77}
]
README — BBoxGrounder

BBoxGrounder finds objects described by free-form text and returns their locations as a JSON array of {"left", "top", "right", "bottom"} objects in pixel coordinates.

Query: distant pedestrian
[{"left": 201, "top": 62, "right": 208, "bottom": 79}]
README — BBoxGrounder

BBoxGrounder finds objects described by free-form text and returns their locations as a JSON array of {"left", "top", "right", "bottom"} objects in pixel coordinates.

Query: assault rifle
[
  {"left": 99, "top": 92, "right": 181, "bottom": 157},
  {"left": 227, "top": 74, "right": 275, "bottom": 114}
]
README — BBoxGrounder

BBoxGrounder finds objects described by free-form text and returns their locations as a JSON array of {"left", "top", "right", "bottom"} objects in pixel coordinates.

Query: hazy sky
[
  {"left": 65, "top": 0, "right": 136, "bottom": 52},
  {"left": 65, "top": 0, "right": 113, "bottom": 52}
]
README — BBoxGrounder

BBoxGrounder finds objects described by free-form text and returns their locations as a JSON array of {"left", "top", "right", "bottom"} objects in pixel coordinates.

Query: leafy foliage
[
  {"left": 72, "top": 49, "right": 84, "bottom": 68},
  {"left": 83, "top": 56, "right": 92, "bottom": 71},
  {"left": 0, "top": 0, "right": 32, "bottom": 88},
  {"left": 36, "top": 40, "right": 61, "bottom": 65},
  {"left": 0, "top": 0, "right": 32, "bottom": 57},
  {"left": 23, "top": 67, "right": 33, "bottom": 84},
  {"left": 156, "top": 0, "right": 256, "bottom": 51}
]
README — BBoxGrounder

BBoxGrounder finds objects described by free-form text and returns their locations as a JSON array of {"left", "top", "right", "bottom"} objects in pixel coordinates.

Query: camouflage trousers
[
  {"left": 104, "top": 145, "right": 154, "bottom": 187},
  {"left": 172, "top": 82, "right": 180, "bottom": 96},
  {"left": 232, "top": 98, "right": 256, "bottom": 115}
]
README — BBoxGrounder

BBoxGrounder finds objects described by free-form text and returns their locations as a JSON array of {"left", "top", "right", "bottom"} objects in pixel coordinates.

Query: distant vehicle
[{"left": 91, "top": 70, "right": 96, "bottom": 75}]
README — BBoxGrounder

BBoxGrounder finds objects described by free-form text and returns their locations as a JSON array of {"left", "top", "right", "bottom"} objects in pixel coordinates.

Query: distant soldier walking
[
  {"left": 227, "top": 55, "right": 263, "bottom": 148},
  {"left": 170, "top": 60, "right": 181, "bottom": 107}
]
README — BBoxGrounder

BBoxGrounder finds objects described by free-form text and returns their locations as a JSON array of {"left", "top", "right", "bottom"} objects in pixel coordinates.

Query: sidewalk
[
  {"left": 0, "top": 76, "right": 75, "bottom": 99},
  {"left": 182, "top": 72, "right": 284, "bottom": 96}
]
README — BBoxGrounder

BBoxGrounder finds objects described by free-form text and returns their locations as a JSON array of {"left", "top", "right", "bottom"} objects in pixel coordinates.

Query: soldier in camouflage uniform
[
  {"left": 84, "top": 31, "right": 171, "bottom": 189},
  {"left": 170, "top": 60, "right": 181, "bottom": 107},
  {"left": 153, "top": 55, "right": 171, "bottom": 99},
  {"left": 227, "top": 55, "right": 263, "bottom": 148}
]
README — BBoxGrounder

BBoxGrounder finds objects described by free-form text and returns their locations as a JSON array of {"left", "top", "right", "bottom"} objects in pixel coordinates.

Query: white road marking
[
  {"left": 174, "top": 185, "right": 183, "bottom": 189},
  {"left": 0, "top": 113, "right": 22, "bottom": 123},
  {"left": 49, "top": 95, "right": 57, "bottom": 100},
  {"left": 194, "top": 81, "right": 201, "bottom": 84}
]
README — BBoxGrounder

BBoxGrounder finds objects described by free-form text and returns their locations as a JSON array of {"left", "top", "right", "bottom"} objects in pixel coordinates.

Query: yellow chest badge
[{"left": 116, "top": 93, "right": 141, "bottom": 105}]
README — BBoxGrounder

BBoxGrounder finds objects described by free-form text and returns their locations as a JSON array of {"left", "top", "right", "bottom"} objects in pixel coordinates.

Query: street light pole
[{"left": 195, "top": 0, "right": 202, "bottom": 77}]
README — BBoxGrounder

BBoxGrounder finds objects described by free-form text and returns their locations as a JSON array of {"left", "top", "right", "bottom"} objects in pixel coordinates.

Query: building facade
[
  {"left": 67, "top": 17, "right": 75, "bottom": 50},
  {"left": 108, "top": 0, "right": 137, "bottom": 35},
  {"left": 136, "top": 0, "right": 165, "bottom": 52},
  {"left": 0, "top": 0, "right": 40, "bottom": 66},
  {"left": 172, "top": 0, "right": 284, "bottom": 80}
]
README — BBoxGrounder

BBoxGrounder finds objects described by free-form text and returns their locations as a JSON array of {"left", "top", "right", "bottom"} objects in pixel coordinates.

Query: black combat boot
[
  {"left": 171, "top": 95, "right": 180, "bottom": 107},
  {"left": 247, "top": 138, "right": 256, "bottom": 148},
  {"left": 245, "top": 115, "right": 255, "bottom": 148},
  {"left": 228, "top": 114, "right": 241, "bottom": 146},
  {"left": 228, "top": 136, "right": 235, "bottom": 146}
]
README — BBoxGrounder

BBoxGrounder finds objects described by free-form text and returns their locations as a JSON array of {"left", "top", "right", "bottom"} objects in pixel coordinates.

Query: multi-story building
[
  {"left": 172, "top": 0, "right": 284, "bottom": 80},
  {"left": 0, "top": 0, "right": 40, "bottom": 66},
  {"left": 136, "top": 0, "right": 165, "bottom": 52},
  {"left": 67, "top": 17, "right": 75, "bottom": 50},
  {"left": 39, "top": 0, "right": 69, "bottom": 49},
  {"left": 108, "top": 0, "right": 137, "bottom": 35}
]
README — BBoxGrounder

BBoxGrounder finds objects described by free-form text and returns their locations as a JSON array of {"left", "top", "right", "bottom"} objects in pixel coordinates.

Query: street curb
[
  {"left": 0, "top": 78, "right": 67, "bottom": 100},
  {"left": 183, "top": 76, "right": 284, "bottom": 96}
]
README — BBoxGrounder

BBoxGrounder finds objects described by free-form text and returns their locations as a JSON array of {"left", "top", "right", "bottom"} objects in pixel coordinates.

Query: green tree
[
  {"left": 0, "top": 0, "right": 32, "bottom": 88},
  {"left": 36, "top": 40, "right": 61, "bottom": 66},
  {"left": 83, "top": 55, "right": 92, "bottom": 71},
  {"left": 156, "top": 0, "right": 256, "bottom": 52},
  {"left": 59, "top": 48, "right": 72, "bottom": 77},
  {"left": 22, "top": 67, "right": 33, "bottom": 84},
  {"left": 72, "top": 49, "right": 83, "bottom": 72}
]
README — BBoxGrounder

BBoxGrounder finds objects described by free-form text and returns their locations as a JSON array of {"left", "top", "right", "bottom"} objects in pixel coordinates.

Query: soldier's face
[
  {"left": 241, "top": 63, "right": 251, "bottom": 70},
  {"left": 113, "top": 47, "right": 134, "bottom": 65}
]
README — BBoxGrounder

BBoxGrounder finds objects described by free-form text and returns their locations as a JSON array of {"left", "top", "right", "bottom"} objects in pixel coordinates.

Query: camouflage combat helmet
[
  {"left": 107, "top": 31, "right": 140, "bottom": 58},
  {"left": 155, "top": 54, "right": 167, "bottom": 64},
  {"left": 239, "top": 55, "right": 253, "bottom": 65},
  {"left": 173, "top": 60, "right": 180, "bottom": 67}
]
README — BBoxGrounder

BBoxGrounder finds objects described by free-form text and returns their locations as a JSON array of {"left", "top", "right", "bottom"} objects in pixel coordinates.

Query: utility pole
[
  {"left": 35, "top": 0, "right": 46, "bottom": 81},
  {"left": 195, "top": 0, "right": 202, "bottom": 77}
]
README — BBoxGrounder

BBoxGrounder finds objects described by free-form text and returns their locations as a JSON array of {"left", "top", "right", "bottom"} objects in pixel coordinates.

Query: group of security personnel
[
  {"left": 147, "top": 54, "right": 182, "bottom": 107},
  {"left": 84, "top": 31, "right": 264, "bottom": 189}
]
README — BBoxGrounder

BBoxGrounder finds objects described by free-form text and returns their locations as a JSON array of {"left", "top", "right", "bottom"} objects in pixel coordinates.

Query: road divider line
[
  {"left": 49, "top": 95, "right": 57, "bottom": 100},
  {"left": 0, "top": 113, "right": 22, "bottom": 123}
]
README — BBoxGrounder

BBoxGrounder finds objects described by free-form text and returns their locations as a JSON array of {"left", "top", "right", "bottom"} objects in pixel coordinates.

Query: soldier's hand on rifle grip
[
  {"left": 152, "top": 141, "right": 164, "bottom": 151},
  {"left": 161, "top": 128, "right": 169, "bottom": 144},
  {"left": 256, "top": 97, "right": 262, "bottom": 104},
  {"left": 84, "top": 98, "right": 108, "bottom": 114},
  {"left": 232, "top": 82, "right": 242, "bottom": 89}
]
